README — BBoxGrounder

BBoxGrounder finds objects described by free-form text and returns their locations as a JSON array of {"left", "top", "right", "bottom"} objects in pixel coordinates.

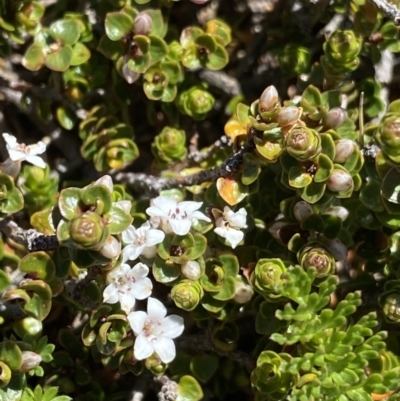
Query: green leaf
[
  {"left": 105, "top": 12, "right": 133, "bottom": 41},
  {"left": 50, "top": 19, "right": 81, "bottom": 45},
  {"left": 56, "top": 106, "right": 77, "bottom": 130},
  {"left": 19, "top": 252, "right": 55, "bottom": 282},
  {"left": 22, "top": 44, "right": 45, "bottom": 71},
  {"left": 45, "top": 45, "right": 73, "bottom": 72},
  {"left": 177, "top": 375, "right": 204, "bottom": 401},
  {"left": 148, "top": 35, "right": 168, "bottom": 64},
  {"left": 58, "top": 187, "right": 82, "bottom": 220},
  {"left": 190, "top": 354, "right": 218, "bottom": 383},
  {"left": 70, "top": 42, "right": 91, "bottom": 65}
]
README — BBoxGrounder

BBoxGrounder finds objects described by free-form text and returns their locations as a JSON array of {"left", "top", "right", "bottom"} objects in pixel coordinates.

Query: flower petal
[
  {"left": 169, "top": 218, "right": 192, "bottom": 235},
  {"left": 2, "top": 133, "right": 17, "bottom": 147},
  {"left": 134, "top": 334, "right": 154, "bottom": 361},
  {"left": 178, "top": 201, "right": 203, "bottom": 214},
  {"left": 27, "top": 141, "right": 46, "bottom": 156},
  {"left": 127, "top": 311, "right": 147, "bottom": 335},
  {"left": 145, "top": 229, "right": 165, "bottom": 247},
  {"left": 190, "top": 210, "right": 212, "bottom": 222},
  {"left": 8, "top": 149, "right": 27, "bottom": 162},
  {"left": 160, "top": 315, "right": 184, "bottom": 339},
  {"left": 146, "top": 205, "right": 168, "bottom": 218},
  {"left": 131, "top": 262, "right": 150, "bottom": 279},
  {"left": 153, "top": 196, "right": 177, "bottom": 211},
  {"left": 119, "top": 293, "right": 136, "bottom": 313},
  {"left": 122, "top": 225, "right": 137, "bottom": 244},
  {"left": 226, "top": 207, "right": 247, "bottom": 228},
  {"left": 132, "top": 277, "right": 153, "bottom": 300},
  {"left": 122, "top": 244, "right": 143, "bottom": 262},
  {"left": 25, "top": 155, "right": 46, "bottom": 168},
  {"left": 153, "top": 337, "right": 176, "bottom": 363},
  {"left": 147, "top": 297, "right": 166, "bottom": 320},
  {"left": 103, "top": 283, "right": 119, "bottom": 304}
]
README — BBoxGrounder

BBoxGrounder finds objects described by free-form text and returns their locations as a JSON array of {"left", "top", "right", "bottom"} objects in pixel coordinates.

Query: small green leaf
[
  {"left": 177, "top": 375, "right": 204, "bottom": 401},
  {"left": 22, "top": 44, "right": 45, "bottom": 71},
  {"left": 45, "top": 45, "right": 73, "bottom": 72},
  {"left": 105, "top": 12, "right": 133, "bottom": 41},
  {"left": 50, "top": 19, "right": 81, "bottom": 45},
  {"left": 70, "top": 42, "right": 91, "bottom": 65},
  {"left": 19, "top": 252, "right": 55, "bottom": 282},
  {"left": 190, "top": 354, "right": 218, "bottom": 383},
  {"left": 56, "top": 106, "right": 77, "bottom": 130}
]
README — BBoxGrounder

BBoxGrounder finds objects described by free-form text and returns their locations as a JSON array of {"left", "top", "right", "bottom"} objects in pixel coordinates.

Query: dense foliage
[{"left": 2, "top": 0, "right": 400, "bottom": 400}]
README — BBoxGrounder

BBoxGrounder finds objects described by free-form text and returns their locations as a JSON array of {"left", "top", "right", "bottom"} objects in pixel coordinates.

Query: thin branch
[
  {"left": 198, "top": 70, "right": 242, "bottom": 96},
  {"left": 369, "top": 0, "right": 400, "bottom": 25},
  {"left": 115, "top": 131, "right": 255, "bottom": 197},
  {"left": 0, "top": 218, "right": 59, "bottom": 251}
]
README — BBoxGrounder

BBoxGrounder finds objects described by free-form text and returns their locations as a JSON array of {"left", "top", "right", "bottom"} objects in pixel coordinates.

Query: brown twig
[{"left": 115, "top": 131, "right": 254, "bottom": 197}]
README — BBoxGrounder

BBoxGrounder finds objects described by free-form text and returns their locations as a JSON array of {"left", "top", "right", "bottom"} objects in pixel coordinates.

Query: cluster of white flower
[{"left": 102, "top": 195, "right": 248, "bottom": 363}]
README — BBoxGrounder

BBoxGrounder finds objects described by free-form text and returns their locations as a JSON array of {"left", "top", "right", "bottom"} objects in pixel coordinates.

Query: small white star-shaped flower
[
  {"left": 2, "top": 133, "right": 46, "bottom": 168},
  {"left": 127, "top": 297, "right": 184, "bottom": 363},
  {"left": 214, "top": 206, "right": 247, "bottom": 249},
  {"left": 122, "top": 221, "right": 165, "bottom": 262},
  {"left": 103, "top": 262, "right": 153, "bottom": 314},
  {"left": 146, "top": 196, "right": 211, "bottom": 236}
]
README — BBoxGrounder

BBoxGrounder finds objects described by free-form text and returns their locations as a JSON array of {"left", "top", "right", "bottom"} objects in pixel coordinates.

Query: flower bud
[
  {"left": 181, "top": 260, "right": 202, "bottom": 280},
  {"left": 134, "top": 12, "right": 152, "bottom": 35},
  {"left": 278, "top": 45, "right": 311, "bottom": 76},
  {"left": 323, "top": 206, "right": 349, "bottom": 221},
  {"left": 293, "top": 201, "right": 314, "bottom": 223},
  {"left": 298, "top": 242, "right": 335, "bottom": 279},
  {"left": 179, "top": 87, "right": 215, "bottom": 120},
  {"left": 259, "top": 86, "right": 279, "bottom": 113},
  {"left": 333, "top": 139, "right": 355, "bottom": 163},
  {"left": 18, "top": 351, "right": 42, "bottom": 372},
  {"left": 383, "top": 293, "right": 400, "bottom": 323},
  {"left": 99, "top": 235, "right": 121, "bottom": 259},
  {"left": 94, "top": 175, "right": 113, "bottom": 193},
  {"left": 323, "top": 107, "right": 347, "bottom": 130},
  {"left": 171, "top": 280, "right": 203, "bottom": 311},
  {"left": 285, "top": 127, "right": 321, "bottom": 160},
  {"left": 69, "top": 212, "right": 106, "bottom": 249},
  {"left": 376, "top": 117, "right": 400, "bottom": 152},
  {"left": 326, "top": 169, "right": 353, "bottom": 193},
  {"left": 253, "top": 258, "right": 287, "bottom": 298},
  {"left": 233, "top": 280, "right": 254, "bottom": 303},
  {"left": 278, "top": 106, "right": 301, "bottom": 127},
  {"left": 325, "top": 30, "right": 362, "bottom": 63},
  {"left": 152, "top": 126, "right": 187, "bottom": 163},
  {"left": 189, "top": 0, "right": 209, "bottom": 3}
]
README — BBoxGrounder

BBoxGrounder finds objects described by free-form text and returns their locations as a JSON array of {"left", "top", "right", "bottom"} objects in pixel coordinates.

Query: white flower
[
  {"left": 214, "top": 206, "right": 247, "bottom": 249},
  {"left": 146, "top": 196, "right": 211, "bottom": 236},
  {"left": 103, "top": 263, "right": 152, "bottom": 314},
  {"left": 127, "top": 297, "right": 184, "bottom": 363},
  {"left": 122, "top": 221, "right": 165, "bottom": 262},
  {"left": 2, "top": 133, "right": 46, "bottom": 168}
]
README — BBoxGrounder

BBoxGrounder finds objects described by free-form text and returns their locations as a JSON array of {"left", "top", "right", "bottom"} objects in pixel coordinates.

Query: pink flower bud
[
  {"left": 134, "top": 12, "right": 152, "bottom": 35},
  {"left": 326, "top": 169, "right": 353, "bottom": 193},
  {"left": 334, "top": 139, "right": 355, "bottom": 163},
  {"left": 259, "top": 85, "right": 279, "bottom": 112}
]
